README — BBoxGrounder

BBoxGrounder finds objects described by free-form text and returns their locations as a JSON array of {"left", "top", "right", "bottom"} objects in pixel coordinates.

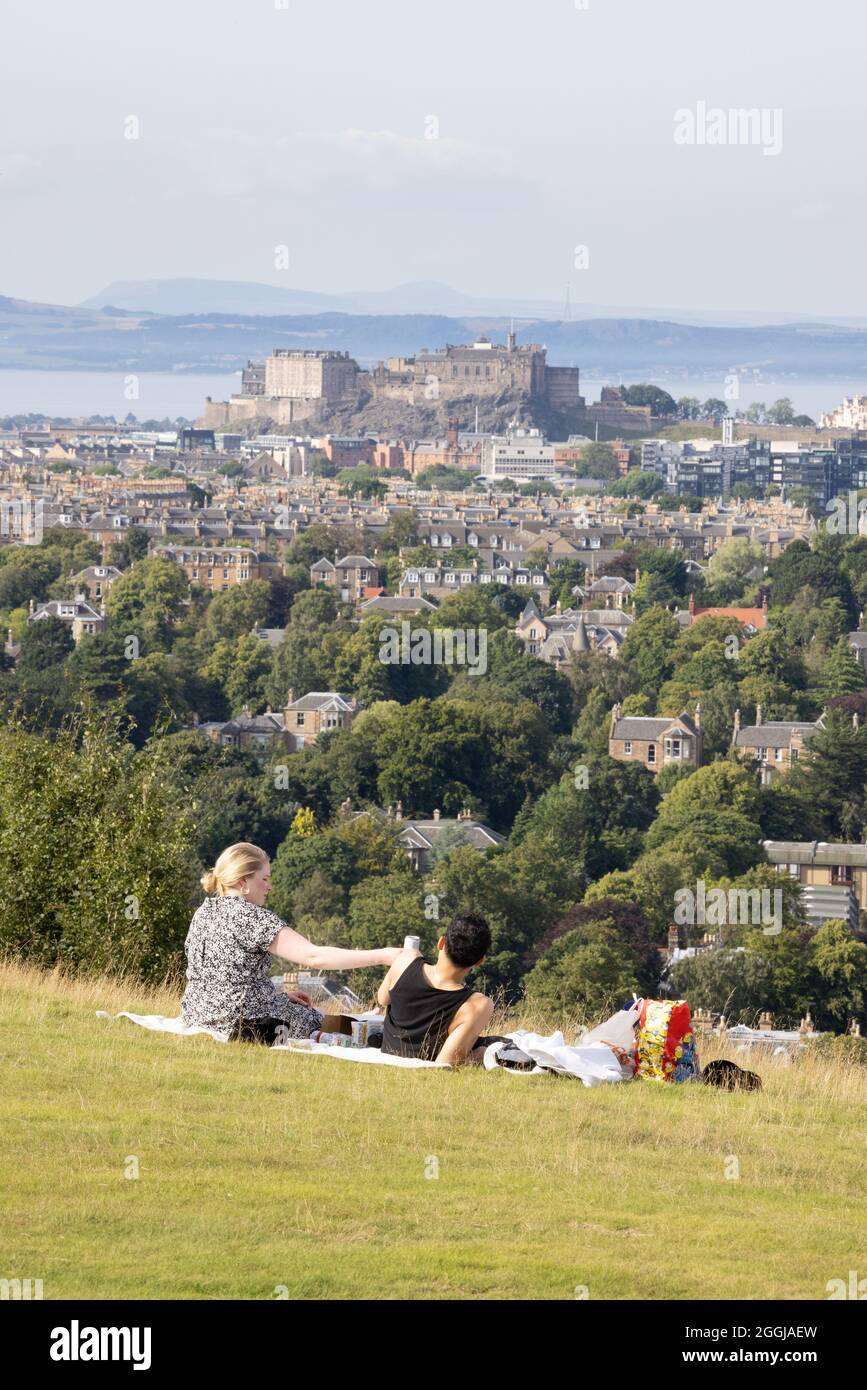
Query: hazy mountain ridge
[
  {"left": 78, "top": 277, "right": 867, "bottom": 329},
  {"left": 2, "top": 291, "right": 867, "bottom": 380}
]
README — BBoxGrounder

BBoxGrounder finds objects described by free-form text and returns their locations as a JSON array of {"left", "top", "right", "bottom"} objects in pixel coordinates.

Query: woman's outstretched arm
[{"left": 268, "top": 925, "right": 400, "bottom": 971}]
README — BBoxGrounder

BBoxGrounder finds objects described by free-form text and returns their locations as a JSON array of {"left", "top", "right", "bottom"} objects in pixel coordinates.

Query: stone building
[
  {"left": 283, "top": 690, "right": 358, "bottom": 747},
  {"left": 609, "top": 704, "right": 703, "bottom": 773},
  {"left": 311, "top": 553, "right": 379, "bottom": 602},
  {"left": 151, "top": 544, "right": 282, "bottom": 590},
  {"left": 28, "top": 595, "right": 105, "bottom": 643},
  {"left": 731, "top": 707, "right": 824, "bottom": 784},
  {"left": 69, "top": 564, "right": 121, "bottom": 604}
]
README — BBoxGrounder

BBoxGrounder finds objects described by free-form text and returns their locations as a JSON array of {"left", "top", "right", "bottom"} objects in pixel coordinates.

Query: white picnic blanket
[
  {"left": 484, "top": 1030, "right": 631, "bottom": 1087},
  {"left": 95, "top": 1011, "right": 445, "bottom": 1069}
]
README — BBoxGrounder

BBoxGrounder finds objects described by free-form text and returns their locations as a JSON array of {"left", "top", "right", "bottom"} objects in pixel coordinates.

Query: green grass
[{"left": 3, "top": 960, "right": 866, "bottom": 1300}]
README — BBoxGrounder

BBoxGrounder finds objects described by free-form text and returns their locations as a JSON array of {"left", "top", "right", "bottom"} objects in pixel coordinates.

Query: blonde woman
[{"left": 182, "top": 842, "right": 402, "bottom": 1044}]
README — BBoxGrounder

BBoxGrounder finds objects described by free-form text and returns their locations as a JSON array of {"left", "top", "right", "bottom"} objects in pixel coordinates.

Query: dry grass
[{"left": 2, "top": 958, "right": 866, "bottom": 1301}]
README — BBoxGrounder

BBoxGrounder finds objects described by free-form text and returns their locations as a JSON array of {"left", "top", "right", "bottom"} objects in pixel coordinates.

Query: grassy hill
[{"left": 2, "top": 960, "right": 865, "bottom": 1301}]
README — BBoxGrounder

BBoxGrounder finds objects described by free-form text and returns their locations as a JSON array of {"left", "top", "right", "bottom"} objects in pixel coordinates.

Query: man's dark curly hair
[{"left": 444, "top": 912, "right": 491, "bottom": 968}]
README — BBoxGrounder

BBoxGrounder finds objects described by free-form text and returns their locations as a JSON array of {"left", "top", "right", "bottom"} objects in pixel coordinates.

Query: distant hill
[
  {"left": 78, "top": 276, "right": 867, "bottom": 329},
  {"left": 3, "top": 290, "right": 867, "bottom": 380}
]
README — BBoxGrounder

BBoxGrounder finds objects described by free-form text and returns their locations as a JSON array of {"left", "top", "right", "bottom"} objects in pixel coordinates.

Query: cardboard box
[{"left": 319, "top": 1013, "right": 353, "bottom": 1036}]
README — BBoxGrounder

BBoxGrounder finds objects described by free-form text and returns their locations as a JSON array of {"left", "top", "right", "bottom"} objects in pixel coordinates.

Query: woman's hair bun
[{"left": 200, "top": 869, "right": 219, "bottom": 894}]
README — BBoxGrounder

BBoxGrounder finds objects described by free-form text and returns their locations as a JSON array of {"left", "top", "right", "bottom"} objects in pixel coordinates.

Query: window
[
  {"left": 775, "top": 747, "right": 783, "bottom": 761},
  {"left": 791, "top": 747, "right": 799, "bottom": 761},
  {"left": 296, "top": 713, "right": 305, "bottom": 726},
  {"left": 664, "top": 737, "right": 682, "bottom": 759},
  {"left": 756, "top": 747, "right": 767, "bottom": 761},
  {"left": 647, "top": 744, "right": 656, "bottom": 764},
  {"left": 624, "top": 740, "right": 632, "bottom": 755},
  {"left": 832, "top": 865, "right": 854, "bottom": 885}
]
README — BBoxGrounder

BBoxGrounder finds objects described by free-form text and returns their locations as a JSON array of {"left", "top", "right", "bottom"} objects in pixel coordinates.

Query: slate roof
[
  {"left": 612, "top": 713, "right": 699, "bottom": 741},
  {"left": 286, "top": 691, "right": 356, "bottom": 713},
  {"left": 763, "top": 840, "right": 867, "bottom": 867},
  {"left": 734, "top": 722, "right": 819, "bottom": 750}
]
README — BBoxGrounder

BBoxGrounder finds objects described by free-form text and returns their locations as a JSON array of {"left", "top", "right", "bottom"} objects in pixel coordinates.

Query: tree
[
  {"left": 205, "top": 581, "right": 271, "bottom": 641},
  {"left": 576, "top": 442, "right": 619, "bottom": 480},
  {"left": 544, "top": 558, "right": 586, "bottom": 608},
  {"left": 766, "top": 398, "right": 795, "bottom": 426},
  {"left": 524, "top": 899, "right": 661, "bottom": 1016},
  {"left": 620, "top": 607, "right": 680, "bottom": 696},
  {"left": 447, "top": 629, "right": 574, "bottom": 735},
  {"left": 0, "top": 707, "right": 196, "bottom": 979},
  {"left": 105, "top": 557, "right": 189, "bottom": 652},
  {"left": 706, "top": 538, "right": 764, "bottom": 602},
  {"left": 347, "top": 872, "right": 431, "bottom": 952},
  {"left": 108, "top": 527, "right": 151, "bottom": 569},
  {"left": 16, "top": 616, "right": 73, "bottom": 674},
  {"left": 819, "top": 639, "right": 865, "bottom": 701},
  {"left": 609, "top": 469, "right": 664, "bottom": 500},
  {"left": 810, "top": 919, "right": 867, "bottom": 1031},
  {"left": 620, "top": 384, "right": 677, "bottom": 417},
  {"left": 795, "top": 707, "right": 867, "bottom": 838},
  {"left": 338, "top": 465, "right": 388, "bottom": 500}
]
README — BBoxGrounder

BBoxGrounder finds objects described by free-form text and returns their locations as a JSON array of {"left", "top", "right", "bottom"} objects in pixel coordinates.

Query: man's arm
[
  {"left": 376, "top": 948, "right": 421, "bottom": 1009},
  {"left": 437, "top": 991, "right": 495, "bottom": 1067}
]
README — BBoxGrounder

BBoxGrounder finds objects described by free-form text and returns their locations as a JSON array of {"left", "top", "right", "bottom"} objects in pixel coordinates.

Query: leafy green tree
[
  {"left": 105, "top": 557, "right": 189, "bottom": 651},
  {"left": 16, "top": 616, "right": 74, "bottom": 674},
  {"left": 819, "top": 639, "right": 865, "bottom": 700},
  {"left": 548, "top": 558, "right": 587, "bottom": 608},
  {"left": 205, "top": 581, "right": 271, "bottom": 641},
  {"left": 609, "top": 469, "right": 664, "bottom": 500},
  {"left": 706, "top": 538, "right": 764, "bottom": 602},
  {"left": 575, "top": 442, "right": 619, "bottom": 479},
  {"left": 447, "top": 629, "right": 574, "bottom": 734},
  {"left": 793, "top": 707, "right": 867, "bottom": 838},
  {"left": 524, "top": 899, "right": 661, "bottom": 1015},
  {"left": 620, "top": 384, "right": 677, "bottom": 416},
  {"left": 809, "top": 919, "right": 867, "bottom": 1030},
  {"left": 0, "top": 707, "right": 196, "bottom": 979},
  {"left": 620, "top": 607, "right": 680, "bottom": 696}
]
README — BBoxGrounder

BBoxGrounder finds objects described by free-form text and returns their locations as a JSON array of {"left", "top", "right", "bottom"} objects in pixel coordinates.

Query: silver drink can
[{"left": 404, "top": 935, "right": 421, "bottom": 951}]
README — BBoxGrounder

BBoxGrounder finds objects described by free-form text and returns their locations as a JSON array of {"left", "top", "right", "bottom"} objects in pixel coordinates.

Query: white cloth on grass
[
  {"left": 483, "top": 1030, "right": 631, "bottom": 1087},
  {"left": 95, "top": 1011, "right": 444, "bottom": 1069}
]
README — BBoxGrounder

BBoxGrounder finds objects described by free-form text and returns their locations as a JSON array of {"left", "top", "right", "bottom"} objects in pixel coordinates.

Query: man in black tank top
[{"left": 378, "top": 913, "right": 501, "bottom": 1065}]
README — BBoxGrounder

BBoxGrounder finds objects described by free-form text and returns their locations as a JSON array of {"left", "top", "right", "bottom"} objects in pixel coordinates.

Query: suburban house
[
  {"left": 28, "top": 594, "right": 105, "bottom": 643},
  {"left": 397, "top": 809, "right": 506, "bottom": 873},
  {"left": 311, "top": 554, "right": 380, "bottom": 603},
  {"left": 151, "top": 544, "right": 282, "bottom": 590},
  {"left": 70, "top": 564, "right": 121, "bottom": 604},
  {"left": 848, "top": 630, "right": 867, "bottom": 671},
  {"left": 609, "top": 704, "right": 703, "bottom": 773},
  {"left": 516, "top": 599, "right": 630, "bottom": 664},
  {"left": 732, "top": 707, "right": 823, "bottom": 784},
  {"left": 685, "top": 591, "right": 769, "bottom": 632},
  {"left": 195, "top": 707, "right": 293, "bottom": 752},
  {"left": 400, "top": 562, "right": 550, "bottom": 606},
  {"left": 283, "top": 690, "right": 358, "bottom": 746},
  {"left": 762, "top": 839, "right": 865, "bottom": 930},
  {"left": 581, "top": 575, "right": 635, "bottom": 610}
]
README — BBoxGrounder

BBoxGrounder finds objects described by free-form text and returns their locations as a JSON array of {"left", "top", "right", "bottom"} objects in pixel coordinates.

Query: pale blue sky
[{"left": 1, "top": 0, "right": 864, "bottom": 315}]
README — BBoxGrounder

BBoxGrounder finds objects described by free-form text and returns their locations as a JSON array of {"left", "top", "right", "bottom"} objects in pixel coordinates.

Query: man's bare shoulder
[{"left": 391, "top": 948, "right": 423, "bottom": 979}]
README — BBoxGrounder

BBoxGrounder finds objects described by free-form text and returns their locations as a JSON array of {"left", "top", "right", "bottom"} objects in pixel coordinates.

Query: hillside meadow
[{"left": 2, "top": 959, "right": 866, "bottom": 1301}]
